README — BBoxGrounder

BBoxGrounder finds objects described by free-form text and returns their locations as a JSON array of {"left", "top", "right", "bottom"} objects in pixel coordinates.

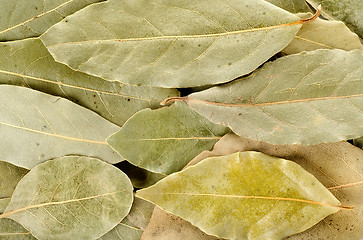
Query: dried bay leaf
[
  {"left": 98, "top": 219, "right": 143, "bottom": 240},
  {"left": 0, "top": 156, "right": 134, "bottom": 240},
  {"left": 0, "top": 161, "right": 28, "bottom": 198},
  {"left": 41, "top": 0, "right": 303, "bottom": 88},
  {"left": 0, "top": 38, "right": 179, "bottom": 126},
  {"left": 283, "top": 13, "right": 363, "bottom": 54},
  {"left": 107, "top": 102, "right": 230, "bottom": 174},
  {"left": 306, "top": 0, "right": 363, "bottom": 38},
  {"left": 0, "top": 0, "right": 104, "bottom": 41},
  {"left": 0, "top": 218, "right": 36, "bottom": 240},
  {"left": 171, "top": 49, "right": 363, "bottom": 145},
  {"left": 184, "top": 133, "right": 363, "bottom": 239},
  {"left": 0, "top": 85, "right": 123, "bottom": 169},
  {"left": 127, "top": 196, "right": 155, "bottom": 230},
  {"left": 0, "top": 198, "right": 10, "bottom": 214},
  {"left": 265, "top": 0, "right": 310, "bottom": 13},
  {"left": 137, "top": 151, "right": 345, "bottom": 240}
]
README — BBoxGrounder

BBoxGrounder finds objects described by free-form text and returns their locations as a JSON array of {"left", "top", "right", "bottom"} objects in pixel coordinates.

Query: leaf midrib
[{"left": 0, "top": 190, "right": 124, "bottom": 219}]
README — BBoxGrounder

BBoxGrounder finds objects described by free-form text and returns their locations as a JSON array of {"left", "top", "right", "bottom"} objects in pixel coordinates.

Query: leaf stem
[{"left": 299, "top": 4, "right": 322, "bottom": 23}]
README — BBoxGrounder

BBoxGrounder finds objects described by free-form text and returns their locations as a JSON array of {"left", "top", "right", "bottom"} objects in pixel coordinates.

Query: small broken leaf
[
  {"left": 107, "top": 102, "right": 230, "bottom": 174},
  {"left": 0, "top": 0, "right": 104, "bottom": 41},
  {"left": 127, "top": 196, "right": 155, "bottom": 230},
  {"left": 0, "top": 161, "right": 28, "bottom": 198},
  {"left": 0, "top": 85, "right": 124, "bottom": 169},
  {"left": 176, "top": 49, "right": 363, "bottom": 145},
  {"left": 283, "top": 13, "right": 363, "bottom": 54},
  {"left": 137, "top": 151, "right": 344, "bottom": 240},
  {"left": 41, "top": 0, "right": 302, "bottom": 88},
  {"left": 0, "top": 156, "right": 134, "bottom": 240}
]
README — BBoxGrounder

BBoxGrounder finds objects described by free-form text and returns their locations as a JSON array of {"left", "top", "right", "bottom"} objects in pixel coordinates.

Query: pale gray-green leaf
[
  {"left": 107, "top": 102, "right": 230, "bottom": 174},
  {"left": 307, "top": 0, "right": 363, "bottom": 38},
  {"left": 0, "top": 85, "right": 123, "bottom": 169},
  {"left": 0, "top": 218, "right": 36, "bottom": 240},
  {"left": 0, "top": 38, "right": 179, "bottom": 126},
  {"left": 181, "top": 49, "right": 363, "bottom": 145},
  {"left": 41, "top": 0, "right": 301, "bottom": 88},
  {"left": 283, "top": 13, "right": 363, "bottom": 54},
  {"left": 0, "top": 198, "right": 10, "bottom": 214},
  {"left": 137, "top": 151, "right": 343, "bottom": 240},
  {"left": 0, "top": 0, "right": 104, "bottom": 41},
  {"left": 0, "top": 161, "right": 28, "bottom": 198},
  {"left": 0, "top": 156, "right": 134, "bottom": 240},
  {"left": 98, "top": 220, "right": 143, "bottom": 240},
  {"left": 127, "top": 197, "right": 154, "bottom": 230},
  {"left": 265, "top": 0, "right": 310, "bottom": 13}
]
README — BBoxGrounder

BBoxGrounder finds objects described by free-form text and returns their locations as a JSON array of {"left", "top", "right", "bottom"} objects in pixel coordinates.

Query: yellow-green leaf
[
  {"left": 0, "top": 161, "right": 28, "bottom": 198},
  {"left": 0, "top": 218, "right": 36, "bottom": 240},
  {"left": 137, "top": 151, "right": 345, "bottom": 240},
  {"left": 41, "top": 0, "right": 302, "bottom": 88},
  {"left": 0, "top": 156, "right": 134, "bottom": 240}
]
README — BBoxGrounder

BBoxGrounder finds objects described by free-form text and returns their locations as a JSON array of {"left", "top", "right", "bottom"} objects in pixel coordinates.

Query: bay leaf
[
  {"left": 353, "top": 137, "right": 363, "bottom": 149},
  {"left": 185, "top": 133, "right": 363, "bottom": 239},
  {"left": 137, "top": 151, "right": 345, "bottom": 240},
  {"left": 0, "top": 218, "right": 36, "bottom": 240},
  {"left": 0, "top": 161, "right": 28, "bottom": 198},
  {"left": 107, "top": 102, "right": 230, "bottom": 174},
  {"left": 127, "top": 196, "right": 154, "bottom": 230},
  {"left": 0, "top": 0, "right": 104, "bottom": 41},
  {"left": 98, "top": 219, "right": 143, "bottom": 240},
  {"left": 265, "top": 0, "right": 310, "bottom": 13},
  {"left": 0, "top": 156, "right": 134, "bottom": 240},
  {"left": 40, "top": 0, "right": 303, "bottom": 88},
  {"left": 0, "top": 198, "right": 10, "bottom": 214},
  {"left": 306, "top": 0, "right": 363, "bottom": 38},
  {"left": 283, "top": 13, "right": 363, "bottom": 54},
  {"left": 0, "top": 85, "right": 123, "bottom": 169},
  {"left": 0, "top": 38, "right": 179, "bottom": 126},
  {"left": 173, "top": 49, "right": 363, "bottom": 145}
]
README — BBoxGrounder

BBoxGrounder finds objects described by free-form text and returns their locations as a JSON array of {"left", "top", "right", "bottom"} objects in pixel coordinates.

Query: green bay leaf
[
  {"left": 0, "top": 38, "right": 179, "bottom": 126},
  {"left": 107, "top": 102, "right": 230, "bottom": 174},
  {"left": 177, "top": 49, "right": 363, "bottom": 145},
  {"left": 41, "top": 0, "right": 302, "bottom": 88},
  {"left": 0, "top": 156, "right": 134, "bottom": 240},
  {"left": 137, "top": 151, "right": 344, "bottom": 240},
  {"left": 283, "top": 13, "right": 363, "bottom": 54},
  {"left": 0, "top": 0, "right": 104, "bottom": 41},
  {"left": 0, "top": 85, "right": 123, "bottom": 169}
]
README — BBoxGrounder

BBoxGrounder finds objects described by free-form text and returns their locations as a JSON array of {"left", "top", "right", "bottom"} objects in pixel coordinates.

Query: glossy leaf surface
[
  {"left": 0, "top": 0, "right": 104, "bottom": 41},
  {"left": 181, "top": 49, "right": 363, "bottom": 145},
  {"left": 0, "top": 85, "right": 123, "bottom": 169},
  {"left": 0, "top": 38, "right": 179, "bottom": 126},
  {"left": 0, "top": 156, "right": 134, "bottom": 240},
  {"left": 41, "top": 0, "right": 301, "bottom": 88},
  {"left": 137, "top": 151, "right": 342, "bottom": 240},
  {"left": 107, "top": 102, "right": 230, "bottom": 174}
]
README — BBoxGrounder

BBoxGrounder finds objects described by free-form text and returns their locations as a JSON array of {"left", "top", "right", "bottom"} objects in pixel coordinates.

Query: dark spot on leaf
[
  {"left": 127, "top": 98, "right": 131, "bottom": 102},
  {"left": 238, "top": 113, "right": 242, "bottom": 116},
  {"left": 228, "top": 62, "right": 232, "bottom": 65},
  {"left": 36, "top": 143, "right": 40, "bottom": 146},
  {"left": 93, "top": 94, "right": 96, "bottom": 97},
  {"left": 40, "top": 154, "right": 44, "bottom": 158},
  {"left": 94, "top": 102, "right": 96, "bottom": 104},
  {"left": 198, "top": 44, "right": 201, "bottom": 47}
]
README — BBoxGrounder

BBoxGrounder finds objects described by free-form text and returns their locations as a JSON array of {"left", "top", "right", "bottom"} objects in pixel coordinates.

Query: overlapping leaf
[
  {"left": 41, "top": 0, "right": 302, "bottom": 88},
  {"left": 0, "top": 0, "right": 104, "bottom": 41},
  {"left": 127, "top": 197, "right": 154, "bottom": 230},
  {"left": 137, "top": 151, "right": 344, "bottom": 240},
  {"left": 0, "top": 218, "right": 36, "bottom": 240},
  {"left": 107, "top": 102, "right": 230, "bottom": 174},
  {"left": 265, "top": 0, "right": 310, "bottom": 13},
  {"left": 0, "top": 156, "right": 134, "bottom": 240},
  {"left": 175, "top": 49, "right": 363, "bottom": 145},
  {"left": 0, "top": 161, "right": 28, "bottom": 198},
  {"left": 283, "top": 13, "right": 363, "bottom": 54},
  {"left": 98, "top": 219, "right": 143, "bottom": 240},
  {"left": 0, "top": 38, "right": 179, "bottom": 126},
  {"left": 0, "top": 199, "right": 10, "bottom": 214},
  {"left": 0, "top": 85, "right": 123, "bottom": 169}
]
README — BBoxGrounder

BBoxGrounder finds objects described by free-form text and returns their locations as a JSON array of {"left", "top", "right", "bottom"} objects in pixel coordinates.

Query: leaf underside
[{"left": 40, "top": 0, "right": 301, "bottom": 88}]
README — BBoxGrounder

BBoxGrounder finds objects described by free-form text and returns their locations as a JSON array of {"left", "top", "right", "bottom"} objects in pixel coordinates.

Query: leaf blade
[
  {"left": 41, "top": 0, "right": 302, "bottom": 88},
  {"left": 137, "top": 151, "right": 342, "bottom": 240}
]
